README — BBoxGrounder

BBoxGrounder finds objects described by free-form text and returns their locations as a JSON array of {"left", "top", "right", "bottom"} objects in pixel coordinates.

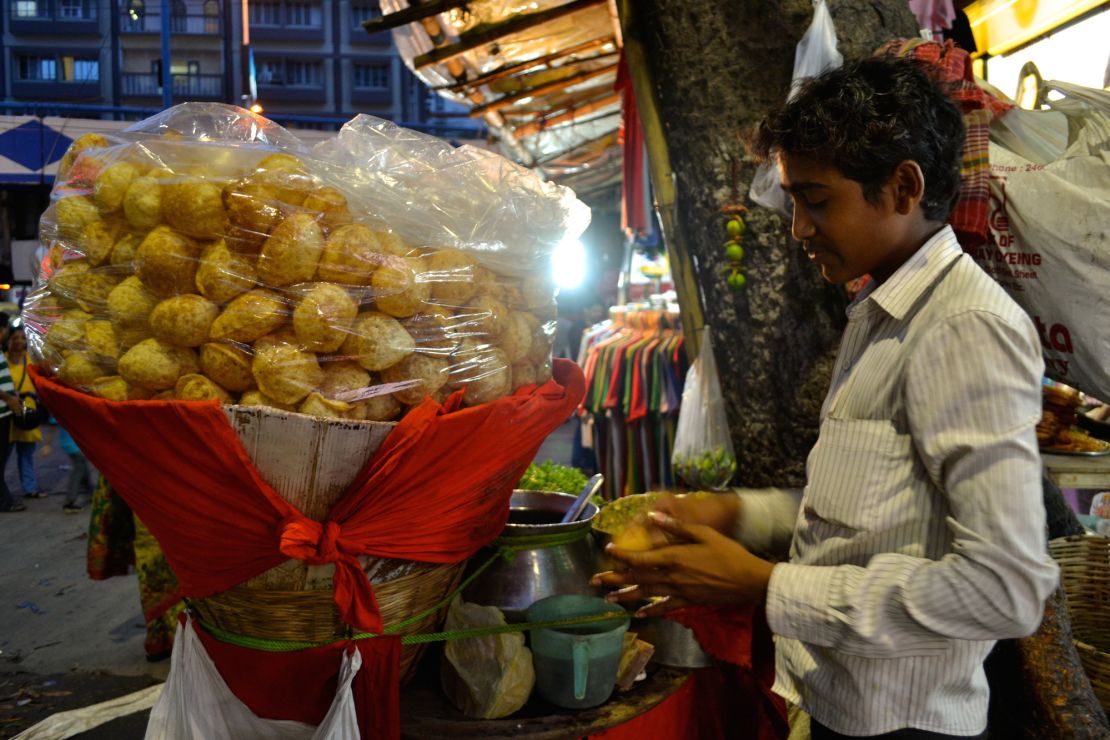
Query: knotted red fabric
[{"left": 33, "top": 359, "right": 584, "bottom": 737}]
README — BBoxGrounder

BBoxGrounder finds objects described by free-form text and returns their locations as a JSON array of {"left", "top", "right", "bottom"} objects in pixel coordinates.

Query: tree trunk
[{"left": 624, "top": 0, "right": 917, "bottom": 487}]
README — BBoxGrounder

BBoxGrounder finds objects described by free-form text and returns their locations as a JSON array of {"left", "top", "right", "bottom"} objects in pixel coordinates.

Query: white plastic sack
[
  {"left": 145, "top": 619, "right": 360, "bottom": 740},
  {"left": 974, "top": 81, "right": 1110, "bottom": 398},
  {"left": 672, "top": 330, "right": 736, "bottom": 490},
  {"left": 750, "top": 0, "right": 843, "bottom": 213}
]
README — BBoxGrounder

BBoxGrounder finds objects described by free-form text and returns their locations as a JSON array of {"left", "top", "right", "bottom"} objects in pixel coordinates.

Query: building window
[
  {"left": 14, "top": 0, "right": 40, "bottom": 17},
  {"left": 203, "top": 0, "right": 219, "bottom": 32},
  {"left": 249, "top": 1, "right": 281, "bottom": 26},
  {"left": 258, "top": 60, "right": 284, "bottom": 84},
  {"left": 64, "top": 56, "right": 100, "bottom": 81},
  {"left": 287, "top": 60, "right": 322, "bottom": 86},
  {"left": 284, "top": 1, "right": 320, "bottom": 27},
  {"left": 351, "top": 2, "right": 380, "bottom": 26},
  {"left": 58, "top": 0, "right": 89, "bottom": 18},
  {"left": 17, "top": 55, "right": 56, "bottom": 80},
  {"left": 352, "top": 61, "right": 389, "bottom": 90}
]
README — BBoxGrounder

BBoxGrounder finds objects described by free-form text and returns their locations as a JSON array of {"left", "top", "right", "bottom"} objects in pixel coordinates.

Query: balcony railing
[
  {"left": 9, "top": 0, "right": 98, "bottom": 32},
  {"left": 121, "top": 73, "right": 223, "bottom": 99},
  {"left": 120, "top": 12, "right": 221, "bottom": 34}
]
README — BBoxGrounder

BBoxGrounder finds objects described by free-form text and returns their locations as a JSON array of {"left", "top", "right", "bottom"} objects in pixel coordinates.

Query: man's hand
[
  {"left": 3, "top": 393, "right": 23, "bottom": 416},
  {"left": 591, "top": 511, "right": 775, "bottom": 618},
  {"left": 654, "top": 491, "right": 741, "bottom": 536}
]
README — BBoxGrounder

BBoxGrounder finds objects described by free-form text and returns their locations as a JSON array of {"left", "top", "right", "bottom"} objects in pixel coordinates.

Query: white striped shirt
[
  {"left": 0, "top": 355, "right": 13, "bottom": 420},
  {"left": 760, "top": 226, "right": 1059, "bottom": 736}
]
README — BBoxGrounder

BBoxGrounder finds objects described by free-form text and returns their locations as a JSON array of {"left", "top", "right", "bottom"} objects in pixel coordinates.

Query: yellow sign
[{"left": 965, "top": 0, "right": 1107, "bottom": 57}]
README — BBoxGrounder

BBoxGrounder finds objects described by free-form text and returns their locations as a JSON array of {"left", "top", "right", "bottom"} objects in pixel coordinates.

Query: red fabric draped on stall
[{"left": 33, "top": 359, "right": 584, "bottom": 738}]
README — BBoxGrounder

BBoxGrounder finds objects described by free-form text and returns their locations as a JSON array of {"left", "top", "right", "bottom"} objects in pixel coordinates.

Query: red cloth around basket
[{"left": 33, "top": 360, "right": 583, "bottom": 738}]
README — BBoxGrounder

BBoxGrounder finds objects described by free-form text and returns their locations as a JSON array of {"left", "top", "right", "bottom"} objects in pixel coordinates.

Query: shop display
[
  {"left": 1038, "top": 383, "right": 1110, "bottom": 455},
  {"left": 25, "top": 104, "right": 590, "bottom": 420}
]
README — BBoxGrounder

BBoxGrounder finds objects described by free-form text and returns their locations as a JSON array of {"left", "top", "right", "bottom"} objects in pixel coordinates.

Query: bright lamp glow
[{"left": 552, "top": 239, "right": 586, "bottom": 290}]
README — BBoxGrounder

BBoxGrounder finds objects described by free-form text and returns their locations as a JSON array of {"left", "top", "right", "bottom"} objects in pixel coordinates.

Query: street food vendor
[{"left": 593, "top": 55, "right": 1059, "bottom": 740}]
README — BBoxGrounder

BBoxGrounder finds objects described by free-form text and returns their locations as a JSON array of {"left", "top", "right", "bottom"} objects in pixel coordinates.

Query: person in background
[
  {"left": 4, "top": 327, "right": 46, "bottom": 499},
  {"left": 40, "top": 420, "right": 93, "bottom": 513},
  {"left": 595, "top": 56, "right": 1059, "bottom": 739},
  {"left": 0, "top": 314, "right": 26, "bottom": 513}
]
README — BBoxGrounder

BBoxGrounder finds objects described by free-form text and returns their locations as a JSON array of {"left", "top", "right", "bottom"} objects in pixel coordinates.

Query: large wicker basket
[
  {"left": 1048, "top": 534, "right": 1110, "bottom": 709},
  {"left": 188, "top": 406, "right": 469, "bottom": 684}
]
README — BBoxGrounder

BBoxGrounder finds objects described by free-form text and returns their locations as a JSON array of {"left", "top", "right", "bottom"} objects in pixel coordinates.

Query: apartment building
[{"left": 0, "top": 0, "right": 459, "bottom": 127}]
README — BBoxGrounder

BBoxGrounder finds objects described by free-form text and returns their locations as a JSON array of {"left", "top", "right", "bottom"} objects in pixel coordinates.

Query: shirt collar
[{"left": 852, "top": 225, "right": 963, "bottom": 321}]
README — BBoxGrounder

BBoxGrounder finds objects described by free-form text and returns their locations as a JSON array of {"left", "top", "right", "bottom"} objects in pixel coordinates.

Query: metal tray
[{"left": 1040, "top": 446, "right": 1110, "bottom": 457}]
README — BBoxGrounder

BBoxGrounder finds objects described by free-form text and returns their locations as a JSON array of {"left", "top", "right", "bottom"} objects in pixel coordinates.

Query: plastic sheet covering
[
  {"left": 146, "top": 620, "right": 360, "bottom": 739},
  {"left": 522, "top": 105, "right": 622, "bottom": 165},
  {"left": 24, "top": 103, "right": 590, "bottom": 420}
]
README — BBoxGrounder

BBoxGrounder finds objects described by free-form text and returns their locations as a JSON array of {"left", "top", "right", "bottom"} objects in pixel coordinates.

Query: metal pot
[
  {"left": 635, "top": 616, "right": 714, "bottom": 668},
  {"left": 461, "top": 490, "right": 602, "bottom": 622}
]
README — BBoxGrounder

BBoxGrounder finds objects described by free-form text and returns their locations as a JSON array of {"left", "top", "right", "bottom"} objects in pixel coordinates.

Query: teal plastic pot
[{"left": 527, "top": 594, "right": 629, "bottom": 710}]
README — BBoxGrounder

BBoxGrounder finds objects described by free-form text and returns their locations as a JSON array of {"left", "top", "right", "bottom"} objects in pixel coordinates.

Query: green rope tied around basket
[
  {"left": 196, "top": 527, "right": 601, "bottom": 652},
  {"left": 198, "top": 610, "right": 631, "bottom": 652}
]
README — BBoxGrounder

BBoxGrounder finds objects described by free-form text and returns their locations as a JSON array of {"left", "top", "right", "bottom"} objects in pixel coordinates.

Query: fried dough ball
[
  {"left": 527, "top": 318, "right": 555, "bottom": 365},
  {"left": 403, "top": 306, "right": 457, "bottom": 355},
  {"left": 381, "top": 353, "right": 449, "bottom": 406},
  {"left": 150, "top": 294, "right": 219, "bottom": 347},
  {"left": 58, "top": 352, "right": 110, "bottom": 387},
  {"left": 162, "top": 178, "right": 228, "bottom": 239},
  {"left": 56, "top": 196, "right": 101, "bottom": 242},
  {"left": 122, "top": 172, "right": 167, "bottom": 231},
  {"left": 293, "top": 283, "right": 358, "bottom": 353},
  {"left": 372, "top": 256, "right": 429, "bottom": 318},
  {"left": 376, "top": 231, "right": 411, "bottom": 258},
  {"left": 150, "top": 390, "right": 175, "bottom": 401},
  {"left": 316, "top": 224, "right": 382, "bottom": 286},
  {"left": 199, "top": 341, "right": 254, "bottom": 392},
  {"left": 75, "top": 270, "right": 123, "bottom": 314},
  {"left": 209, "top": 289, "right": 287, "bottom": 343},
  {"left": 79, "top": 219, "right": 123, "bottom": 267},
  {"left": 118, "top": 338, "right": 198, "bottom": 390},
  {"left": 318, "top": 360, "right": 370, "bottom": 399},
  {"left": 58, "top": 133, "right": 110, "bottom": 178},
  {"left": 461, "top": 348, "right": 511, "bottom": 406},
  {"left": 463, "top": 294, "right": 508, "bottom": 337},
  {"left": 511, "top": 361, "right": 537, "bottom": 389},
  {"left": 49, "top": 260, "right": 91, "bottom": 305},
  {"left": 299, "top": 392, "right": 351, "bottom": 419},
  {"left": 445, "top": 336, "right": 492, "bottom": 390},
  {"left": 109, "top": 232, "right": 142, "bottom": 269},
  {"left": 498, "top": 311, "right": 535, "bottom": 363},
  {"left": 254, "top": 153, "right": 314, "bottom": 206},
  {"left": 136, "top": 226, "right": 201, "bottom": 296},
  {"left": 84, "top": 320, "right": 120, "bottom": 360},
  {"left": 89, "top": 375, "right": 154, "bottom": 401},
  {"left": 45, "top": 309, "right": 93, "bottom": 353},
  {"left": 258, "top": 212, "right": 324, "bottom": 287},
  {"left": 424, "top": 249, "right": 478, "bottom": 305},
  {"left": 93, "top": 162, "right": 141, "bottom": 214},
  {"left": 119, "top": 327, "right": 152, "bottom": 353},
  {"left": 195, "top": 239, "right": 256, "bottom": 303},
  {"left": 348, "top": 391, "right": 402, "bottom": 422},
  {"left": 535, "top": 358, "right": 553, "bottom": 384},
  {"left": 224, "top": 179, "right": 284, "bottom": 237},
  {"left": 251, "top": 336, "right": 323, "bottom": 405},
  {"left": 175, "top": 373, "right": 233, "bottom": 403},
  {"left": 238, "top": 388, "right": 296, "bottom": 412},
  {"left": 302, "top": 187, "right": 352, "bottom": 234},
  {"left": 107, "top": 275, "right": 159, "bottom": 328},
  {"left": 341, "top": 311, "right": 415, "bottom": 371},
  {"left": 226, "top": 224, "right": 269, "bottom": 256}
]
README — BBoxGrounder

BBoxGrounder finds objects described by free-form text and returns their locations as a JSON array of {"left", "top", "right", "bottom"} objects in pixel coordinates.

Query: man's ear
[{"left": 891, "top": 160, "right": 926, "bottom": 215}]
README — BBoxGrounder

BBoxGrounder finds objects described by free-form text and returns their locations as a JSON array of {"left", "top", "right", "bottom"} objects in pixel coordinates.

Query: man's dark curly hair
[{"left": 749, "top": 55, "right": 965, "bottom": 222}]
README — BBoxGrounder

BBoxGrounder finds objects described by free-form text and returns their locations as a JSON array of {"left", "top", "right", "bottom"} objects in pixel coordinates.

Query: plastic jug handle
[{"left": 573, "top": 641, "right": 589, "bottom": 701}]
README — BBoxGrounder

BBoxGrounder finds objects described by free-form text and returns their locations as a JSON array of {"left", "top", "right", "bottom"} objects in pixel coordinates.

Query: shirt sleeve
[
  {"left": 767, "top": 309, "right": 1059, "bottom": 656},
  {"left": 732, "top": 487, "right": 802, "bottom": 558}
]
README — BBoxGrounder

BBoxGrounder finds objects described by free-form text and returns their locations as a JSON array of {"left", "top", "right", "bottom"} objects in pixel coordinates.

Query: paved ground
[{"left": 0, "top": 418, "right": 578, "bottom": 737}]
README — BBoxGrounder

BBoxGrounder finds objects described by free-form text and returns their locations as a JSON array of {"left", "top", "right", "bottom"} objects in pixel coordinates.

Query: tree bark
[{"left": 625, "top": 0, "right": 919, "bottom": 486}]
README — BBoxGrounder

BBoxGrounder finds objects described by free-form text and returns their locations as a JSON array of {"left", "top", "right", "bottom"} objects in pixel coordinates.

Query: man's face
[{"left": 778, "top": 153, "right": 905, "bottom": 285}]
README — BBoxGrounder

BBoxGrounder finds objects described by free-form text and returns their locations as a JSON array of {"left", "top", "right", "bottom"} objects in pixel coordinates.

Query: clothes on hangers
[{"left": 575, "top": 310, "right": 687, "bottom": 499}]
